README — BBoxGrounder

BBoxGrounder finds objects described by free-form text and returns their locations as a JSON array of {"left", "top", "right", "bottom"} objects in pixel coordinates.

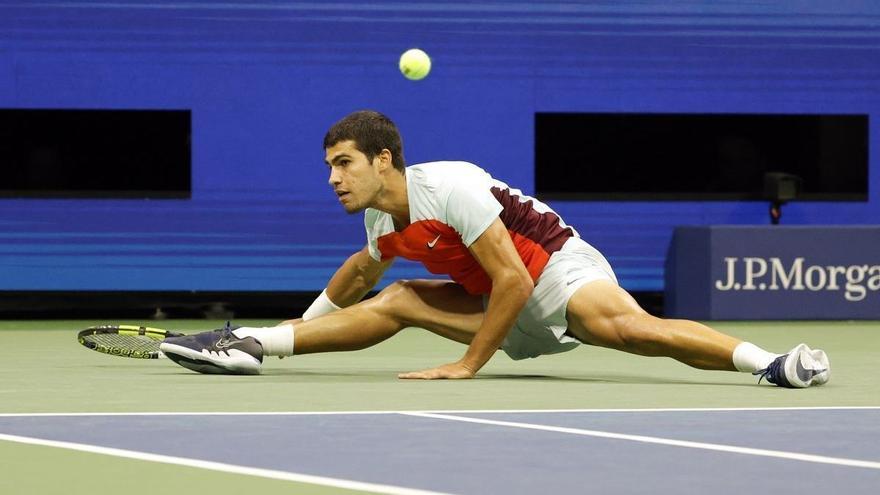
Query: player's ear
[{"left": 376, "top": 148, "right": 393, "bottom": 172}]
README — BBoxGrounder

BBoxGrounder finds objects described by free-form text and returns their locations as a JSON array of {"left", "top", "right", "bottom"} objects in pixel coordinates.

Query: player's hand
[{"left": 398, "top": 361, "right": 476, "bottom": 380}]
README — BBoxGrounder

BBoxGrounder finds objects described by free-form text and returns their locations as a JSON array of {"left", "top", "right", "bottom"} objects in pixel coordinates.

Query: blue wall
[{"left": 1, "top": 1, "right": 878, "bottom": 292}]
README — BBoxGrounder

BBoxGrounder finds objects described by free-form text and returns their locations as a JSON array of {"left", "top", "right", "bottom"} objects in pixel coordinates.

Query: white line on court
[
  {"left": 402, "top": 411, "right": 880, "bottom": 471},
  {"left": 0, "top": 432, "right": 454, "bottom": 495},
  {"left": 0, "top": 405, "right": 878, "bottom": 417}
]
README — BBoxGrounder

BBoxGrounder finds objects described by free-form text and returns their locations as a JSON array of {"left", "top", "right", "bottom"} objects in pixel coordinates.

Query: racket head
[{"left": 77, "top": 325, "right": 184, "bottom": 359}]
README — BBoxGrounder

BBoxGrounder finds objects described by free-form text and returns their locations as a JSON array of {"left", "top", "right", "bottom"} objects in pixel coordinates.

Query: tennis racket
[{"left": 77, "top": 325, "right": 184, "bottom": 359}]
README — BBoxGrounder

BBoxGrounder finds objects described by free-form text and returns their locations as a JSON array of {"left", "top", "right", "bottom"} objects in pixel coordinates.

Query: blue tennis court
[{"left": 2, "top": 408, "right": 878, "bottom": 495}]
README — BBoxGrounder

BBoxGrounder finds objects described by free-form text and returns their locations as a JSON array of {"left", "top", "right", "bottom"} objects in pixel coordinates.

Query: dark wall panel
[{"left": 0, "top": 1, "right": 877, "bottom": 292}]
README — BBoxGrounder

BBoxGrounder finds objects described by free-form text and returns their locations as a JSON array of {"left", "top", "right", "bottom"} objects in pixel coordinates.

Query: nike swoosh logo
[
  {"left": 427, "top": 234, "right": 441, "bottom": 249},
  {"left": 795, "top": 355, "right": 826, "bottom": 382}
]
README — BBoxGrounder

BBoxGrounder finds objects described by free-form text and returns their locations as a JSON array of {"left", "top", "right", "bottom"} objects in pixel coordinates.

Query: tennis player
[{"left": 160, "top": 110, "right": 830, "bottom": 388}]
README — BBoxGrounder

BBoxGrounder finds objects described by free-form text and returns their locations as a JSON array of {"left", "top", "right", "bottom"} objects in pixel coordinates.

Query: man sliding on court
[{"left": 159, "top": 110, "right": 830, "bottom": 388}]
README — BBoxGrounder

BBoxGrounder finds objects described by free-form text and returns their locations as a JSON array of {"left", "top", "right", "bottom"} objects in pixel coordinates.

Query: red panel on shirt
[{"left": 376, "top": 219, "right": 552, "bottom": 295}]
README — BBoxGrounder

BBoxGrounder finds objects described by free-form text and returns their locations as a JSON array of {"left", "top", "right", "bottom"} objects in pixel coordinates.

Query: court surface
[{"left": 1, "top": 320, "right": 879, "bottom": 494}]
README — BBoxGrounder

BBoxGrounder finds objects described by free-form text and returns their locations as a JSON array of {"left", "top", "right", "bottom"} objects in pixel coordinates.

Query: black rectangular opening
[
  {"left": 1, "top": 109, "right": 191, "bottom": 199},
  {"left": 535, "top": 112, "right": 868, "bottom": 201}
]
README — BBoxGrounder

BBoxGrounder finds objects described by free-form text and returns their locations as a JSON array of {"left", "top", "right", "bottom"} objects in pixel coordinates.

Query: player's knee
[{"left": 372, "top": 280, "right": 419, "bottom": 317}]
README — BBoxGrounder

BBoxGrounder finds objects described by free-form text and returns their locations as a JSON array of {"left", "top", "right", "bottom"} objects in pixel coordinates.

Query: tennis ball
[{"left": 399, "top": 48, "right": 431, "bottom": 81}]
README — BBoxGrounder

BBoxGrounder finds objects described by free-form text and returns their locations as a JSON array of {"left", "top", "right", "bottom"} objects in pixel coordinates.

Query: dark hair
[{"left": 323, "top": 110, "right": 405, "bottom": 172}]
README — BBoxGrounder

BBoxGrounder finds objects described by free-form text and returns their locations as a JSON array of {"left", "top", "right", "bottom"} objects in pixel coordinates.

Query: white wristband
[{"left": 302, "top": 289, "right": 342, "bottom": 321}]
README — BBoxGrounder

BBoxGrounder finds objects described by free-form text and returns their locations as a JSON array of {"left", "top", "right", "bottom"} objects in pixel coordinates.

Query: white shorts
[{"left": 494, "top": 237, "right": 618, "bottom": 361}]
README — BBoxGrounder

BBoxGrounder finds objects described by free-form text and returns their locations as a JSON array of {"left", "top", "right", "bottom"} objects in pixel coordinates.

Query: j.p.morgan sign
[
  {"left": 715, "top": 257, "right": 880, "bottom": 302},
  {"left": 666, "top": 226, "right": 880, "bottom": 319}
]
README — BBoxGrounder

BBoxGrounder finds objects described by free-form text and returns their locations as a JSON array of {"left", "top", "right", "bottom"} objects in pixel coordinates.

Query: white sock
[
  {"left": 732, "top": 342, "right": 777, "bottom": 373},
  {"left": 233, "top": 324, "right": 294, "bottom": 357}
]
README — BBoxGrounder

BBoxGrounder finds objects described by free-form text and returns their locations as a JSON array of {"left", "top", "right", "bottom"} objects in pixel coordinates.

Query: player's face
[{"left": 325, "top": 140, "right": 383, "bottom": 214}]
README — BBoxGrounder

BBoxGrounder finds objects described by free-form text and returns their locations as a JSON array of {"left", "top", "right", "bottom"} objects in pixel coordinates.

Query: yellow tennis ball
[{"left": 399, "top": 48, "right": 431, "bottom": 81}]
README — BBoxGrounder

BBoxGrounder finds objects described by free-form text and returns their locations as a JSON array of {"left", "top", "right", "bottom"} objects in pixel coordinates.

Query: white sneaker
[
  {"left": 753, "top": 343, "right": 830, "bottom": 388},
  {"left": 159, "top": 322, "right": 263, "bottom": 375}
]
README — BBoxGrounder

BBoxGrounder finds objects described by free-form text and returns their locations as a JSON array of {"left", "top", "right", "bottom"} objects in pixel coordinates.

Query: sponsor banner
[{"left": 665, "top": 226, "right": 880, "bottom": 320}]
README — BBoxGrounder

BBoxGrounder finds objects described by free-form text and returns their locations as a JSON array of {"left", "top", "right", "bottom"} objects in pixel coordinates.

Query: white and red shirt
[{"left": 365, "top": 161, "right": 578, "bottom": 295}]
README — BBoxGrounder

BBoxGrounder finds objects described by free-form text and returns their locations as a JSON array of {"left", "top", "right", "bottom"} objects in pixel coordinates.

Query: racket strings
[{"left": 84, "top": 333, "right": 161, "bottom": 357}]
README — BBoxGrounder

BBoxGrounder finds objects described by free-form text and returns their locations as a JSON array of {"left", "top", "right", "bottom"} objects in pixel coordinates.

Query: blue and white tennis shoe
[
  {"left": 754, "top": 343, "right": 830, "bottom": 388},
  {"left": 160, "top": 322, "right": 263, "bottom": 375}
]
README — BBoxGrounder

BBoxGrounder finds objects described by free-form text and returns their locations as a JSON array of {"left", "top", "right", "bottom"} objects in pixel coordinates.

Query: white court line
[
  {"left": 402, "top": 412, "right": 880, "bottom": 471},
  {"left": 0, "top": 405, "right": 878, "bottom": 417},
  {"left": 0, "top": 432, "right": 453, "bottom": 495}
]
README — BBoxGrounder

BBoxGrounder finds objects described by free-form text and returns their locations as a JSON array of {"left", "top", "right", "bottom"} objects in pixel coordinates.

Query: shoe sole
[
  {"left": 159, "top": 342, "right": 262, "bottom": 375},
  {"left": 811, "top": 348, "right": 831, "bottom": 385}
]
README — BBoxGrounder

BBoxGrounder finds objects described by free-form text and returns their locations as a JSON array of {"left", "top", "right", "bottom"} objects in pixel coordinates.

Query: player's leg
[
  {"left": 288, "top": 279, "right": 484, "bottom": 354},
  {"left": 564, "top": 280, "right": 740, "bottom": 370},
  {"left": 564, "top": 280, "right": 830, "bottom": 387},
  {"left": 160, "top": 279, "right": 484, "bottom": 374}
]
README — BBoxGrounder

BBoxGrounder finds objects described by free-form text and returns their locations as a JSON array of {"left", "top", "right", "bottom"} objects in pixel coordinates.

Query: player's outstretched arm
[
  {"left": 325, "top": 245, "right": 394, "bottom": 308},
  {"left": 280, "top": 245, "right": 392, "bottom": 327}
]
